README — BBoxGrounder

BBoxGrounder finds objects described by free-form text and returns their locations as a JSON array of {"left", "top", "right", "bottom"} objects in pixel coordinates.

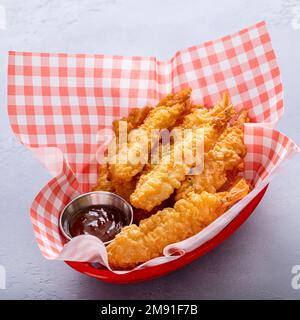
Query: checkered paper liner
[{"left": 7, "top": 22, "right": 299, "bottom": 272}]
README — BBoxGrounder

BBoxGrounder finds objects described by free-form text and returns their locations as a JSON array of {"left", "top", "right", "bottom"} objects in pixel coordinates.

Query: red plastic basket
[{"left": 66, "top": 185, "right": 268, "bottom": 284}]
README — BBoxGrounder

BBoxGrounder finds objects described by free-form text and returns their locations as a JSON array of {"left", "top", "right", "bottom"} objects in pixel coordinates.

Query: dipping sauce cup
[{"left": 59, "top": 191, "right": 133, "bottom": 245}]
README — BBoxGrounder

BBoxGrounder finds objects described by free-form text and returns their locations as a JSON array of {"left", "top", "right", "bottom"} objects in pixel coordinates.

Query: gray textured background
[{"left": 0, "top": 0, "right": 300, "bottom": 299}]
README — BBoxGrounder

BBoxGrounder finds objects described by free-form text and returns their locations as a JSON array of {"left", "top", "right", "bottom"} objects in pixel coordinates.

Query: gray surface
[{"left": 0, "top": 0, "right": 300, "bottom": 300}]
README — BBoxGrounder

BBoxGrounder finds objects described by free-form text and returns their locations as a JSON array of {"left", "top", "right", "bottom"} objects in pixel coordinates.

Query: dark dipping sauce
[{"left": 70, "top": 205, "right": 126, "bottom": 243}]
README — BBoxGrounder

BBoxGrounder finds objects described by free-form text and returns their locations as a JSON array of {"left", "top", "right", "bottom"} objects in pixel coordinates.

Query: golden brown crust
[
  {"left": 107, "top": 178, "right": 249, "bottom": 269},
  {"left": 175, "top": 110, "right": 248, "bottom": 201},
  {"left": 90, "top": 90, "right": 250, "bottom": 270},
  {"left": 112, "top": 106, "right": 153, "bottom": 137},
  {"left": 92, "top": 163, "right": 114, "bottom": 192},
  {"left": 130, "top": 121, "right": 226, "bottom": 211},
  {"left": 129, "top": 97, "right": 236, "bottom": 211},
  {"left": 109, "top": 89, "right": 191, "bottom": 182}
]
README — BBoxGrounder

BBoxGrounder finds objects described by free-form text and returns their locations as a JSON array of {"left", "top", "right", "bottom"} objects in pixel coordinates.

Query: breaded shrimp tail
[
  {"left": 130, "top": 128, "right": 201, "bottom": 211},
  {"left": 130, "top": 99, "right": 235, "bottom": 211},
  {"left": 107, "top": 178, "right": 250, "bottom": 270},
  {"left": 112, "top": 106, "right": 153, "bottom": 137},
  {"left": 180, "top": 92, "right": 234, "bottom": 128},
  {"left": 109, "top": 88, "right": 191, "bottom": 182},
  {"left": 130, "top": 119, "right": 227, "bottom": 211},
  {"left": 92, "top": 163, "right": 114, "bottom": 192},
  {"left": 175, "top": 112, "right": 248, "bottom": 201}
]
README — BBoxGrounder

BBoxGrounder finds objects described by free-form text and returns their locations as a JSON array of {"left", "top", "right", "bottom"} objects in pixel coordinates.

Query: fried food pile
[{"left": 92, "top": 88, "right": 250, "bottom": 270}]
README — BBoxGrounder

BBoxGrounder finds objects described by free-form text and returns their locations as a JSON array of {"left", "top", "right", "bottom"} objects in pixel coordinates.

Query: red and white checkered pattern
[{"left": 7, "top": 22, "right": 299, "bottom": 264}]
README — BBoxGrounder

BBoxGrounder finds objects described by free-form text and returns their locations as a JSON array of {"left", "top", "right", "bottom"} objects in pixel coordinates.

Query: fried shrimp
[
  {"left": 175, "top": 112, "right": 248, "bottom": 200},
  {"left": 92, "top": 163, "right": 114, "bottom": 192},
  {"left": 108, "top": 88, "right": 191, "bottom": 182},
  {"left": 180, "top": 92, "right": 232, "bottom": 128},
  {"left": 107, "top": 178, "right": 250, "bottom": 269},
  {"left": 112, "top": 106, "right": 153, "bottom": 137},
  {"left": 130, "top": 119, "right": 227, "bottom": 211},
  {"left": 129, "top": 96, "right": 235, "bottom": 211},
  {"left": 93, "top": 107, "right": 152, "bottom": 195},
  {"left": 90, "top": 90, "right": 251, "bottom": 271}
]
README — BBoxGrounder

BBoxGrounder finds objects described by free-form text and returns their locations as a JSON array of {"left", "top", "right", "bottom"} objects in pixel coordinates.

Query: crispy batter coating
[
  {"left": 175, "top": 113, "right": 248, "bottom": 201},
  {"left": 92, "top": 163, "right": 138, "bottom": 202},
  {"left": 129, "top": 97, "right": 235, "bottom": 211},
  {"left": 112, "top": 106, "right": 152, "bottom": 137},
  {"left": 130, "top": 120, "right": 227, "bottom": 211},
  {"left": 93, "top": 108, "right": 151, "bottom": 194},
  {"left": 109, "top": 89, "right": 191, "bottom": 182},
  {"left": 130, "top": 129, "right": 199, "bottom": 211},
  {"left": 180, "top": 92, "right": 232, "bottom": 128},
  {"left": 91, "top": 90, "right": 251, "bottom": 270},
  {"left": 113, "top": 178, "right": 138, "bottom": 203},
  {"left": 93, "top": 162, "right": 138, "bottom": 204},
  {"left": 233, "top": 110, "right": 250, "bottom": 129},
  {"left": 107, "top": 179, "right": 250, "bottom": 269},
  {"left": 219, "top": 171, "right": 245, "bottom": 192},
  {"left": 93, "top": 164, "right": 141, "bottom": 203},
  {"left": 92, "top": 163, "right": 114, "bottom": 192}
]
